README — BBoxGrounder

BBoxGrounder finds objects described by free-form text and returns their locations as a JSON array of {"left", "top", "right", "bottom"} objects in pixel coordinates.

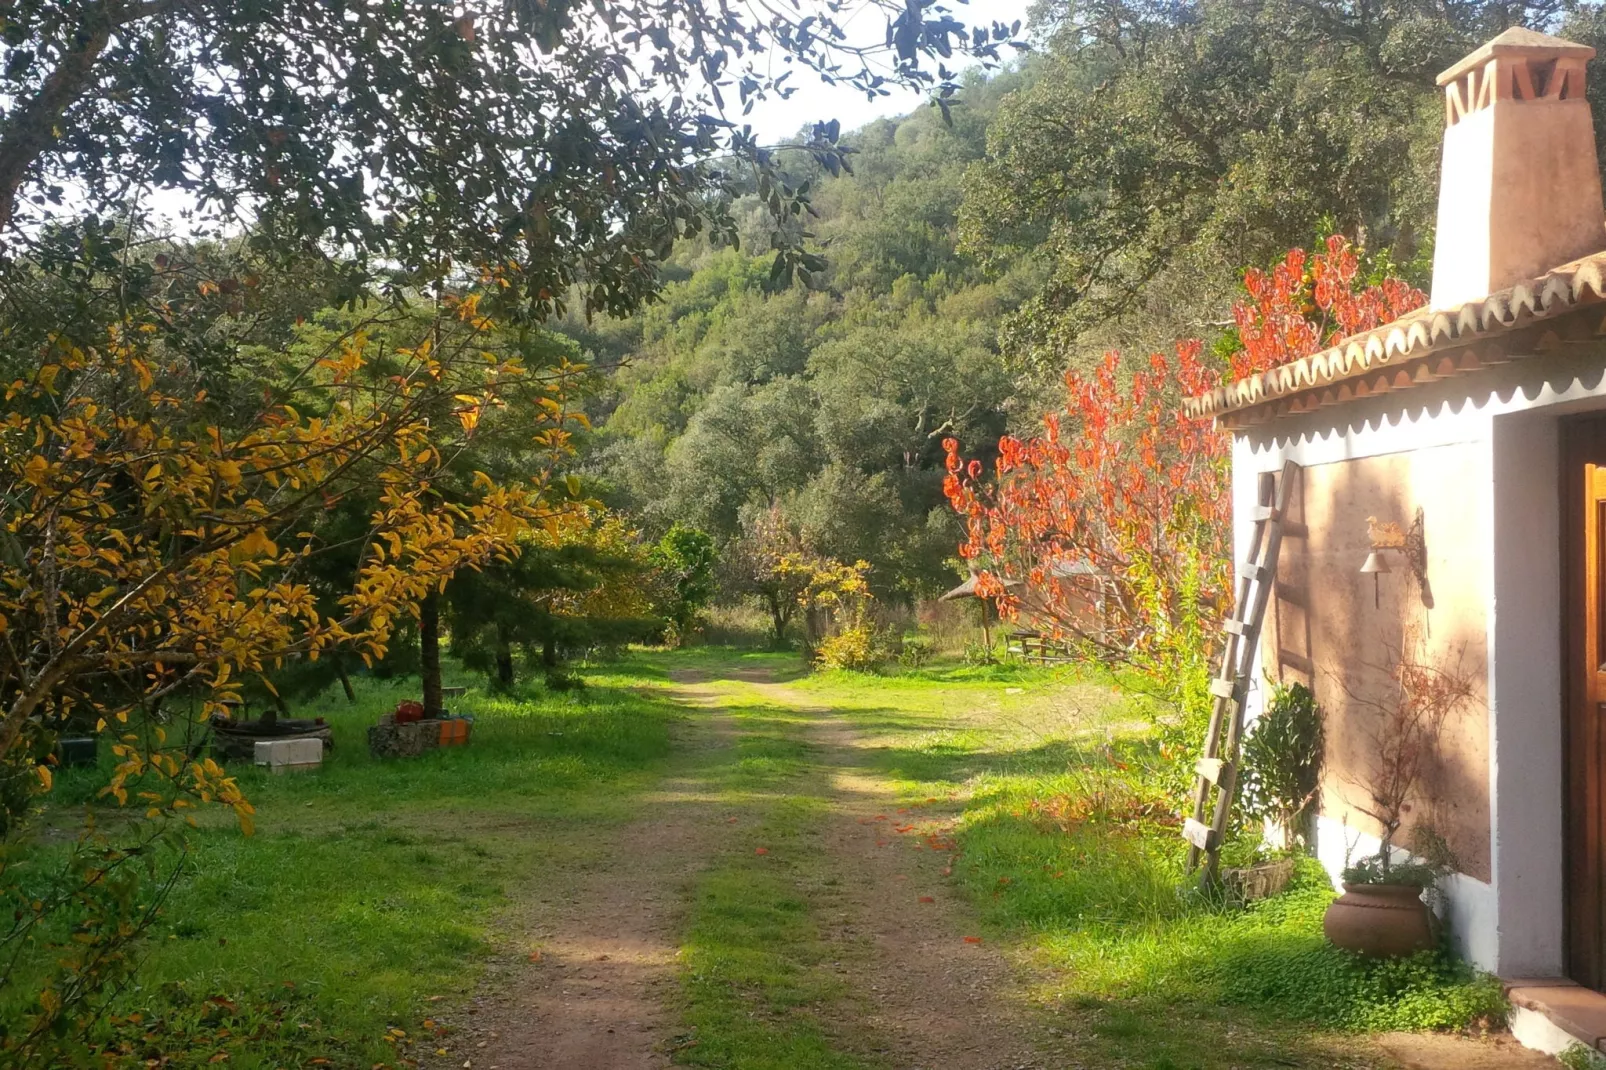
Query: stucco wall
[
  {"left": 1228, "top": 344, "right": 1606, "bottom": 976},
  {"left": 1273, "top": 447, "right": 1492, "bottom": 882}
]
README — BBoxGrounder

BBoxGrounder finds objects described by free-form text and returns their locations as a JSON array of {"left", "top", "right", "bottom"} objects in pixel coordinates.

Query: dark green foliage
[
  {"left": 651, "top": 525, "right": 718, "bottom": 635},
  {"left": 0, "top": 3, "right": 1015, "bottom": 317},
  {"left": 1240, "top": 684, "right": 1324, "bottom": 850},
  {"left": 960, "top": 0, "right": 1568, "bottom": 378},
  {"left": 1340, "top": 857, "right": 1442, "bottom": 889},
  {"left": 447, "top": 525, "right": 660, "bottom": 688},
  {"left": 582, "top": 79, "right": 1027, "bottom": 600},
  {"left": 543, "top": 670, "right": 588, "bottom": 692}
]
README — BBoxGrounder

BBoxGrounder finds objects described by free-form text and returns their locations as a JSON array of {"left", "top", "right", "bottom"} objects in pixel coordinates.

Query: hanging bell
[{"left": 1360, "top": 550, "right": 1390, "bottom": 608}]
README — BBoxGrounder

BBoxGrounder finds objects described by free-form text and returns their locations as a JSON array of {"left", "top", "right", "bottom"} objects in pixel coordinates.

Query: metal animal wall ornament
[{"left": 1361, "top": 511, "right": 1431, "bottom": 611}]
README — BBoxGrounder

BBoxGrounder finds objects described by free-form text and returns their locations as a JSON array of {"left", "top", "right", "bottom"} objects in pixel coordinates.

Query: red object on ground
[{"left": 395, "top": 701, "right": 425, "bottom": 724}]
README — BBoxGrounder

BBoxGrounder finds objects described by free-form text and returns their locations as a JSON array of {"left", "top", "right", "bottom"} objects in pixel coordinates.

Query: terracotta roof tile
[{"left": 1183, "top": 249, "right": 1606, "bottom": 426}]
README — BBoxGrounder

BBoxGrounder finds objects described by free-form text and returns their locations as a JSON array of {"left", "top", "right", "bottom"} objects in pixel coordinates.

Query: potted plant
[{"left": 1322, "top": 636, "right": 1472, "bottom": 957}]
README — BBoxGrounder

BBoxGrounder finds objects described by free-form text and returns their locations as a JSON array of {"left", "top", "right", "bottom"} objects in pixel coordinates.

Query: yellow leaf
[
  {"left": 238, "top": 528, "right": 277, "bottom": 559},
  {"left": 34, "top": 765, "right": 51, "bottom": 792},
  {"left": 21, "top": 455, "right": 48, "bottom": 486}
]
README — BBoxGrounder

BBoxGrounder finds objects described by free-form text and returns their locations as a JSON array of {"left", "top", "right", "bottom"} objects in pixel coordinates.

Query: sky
[{"left": 737, "top": 0, "right": 1036, "bottom": 142}]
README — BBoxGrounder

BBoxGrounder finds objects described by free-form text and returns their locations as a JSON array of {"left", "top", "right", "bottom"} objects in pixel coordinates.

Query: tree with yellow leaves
[{"left": 0, "top": 285, "right": 584, "bottom": 1057}]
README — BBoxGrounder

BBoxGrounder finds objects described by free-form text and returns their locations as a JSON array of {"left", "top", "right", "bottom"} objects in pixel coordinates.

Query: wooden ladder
[{"left": 1184, "top": 459, "right": 1300, "bottom": 885}]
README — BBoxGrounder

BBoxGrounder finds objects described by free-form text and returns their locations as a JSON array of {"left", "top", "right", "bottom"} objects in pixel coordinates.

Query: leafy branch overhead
[{"left": 0, "top": 1, "right": 1023, "bottom": 310}]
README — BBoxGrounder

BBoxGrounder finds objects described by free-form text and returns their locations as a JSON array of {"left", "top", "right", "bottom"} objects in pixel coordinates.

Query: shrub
[
  {"left": 1563, "top": 1043, "right": 1606, "bottom": 1070},
  {"left": 896, "top": 634, "right": 935, "bottom": 669},
  {"left": 815, "top": 624, "right": 881, "bottom": 672},
  {"left": 544, "top": 670, "right": 587, "bottom": 692},
  {"left": 1240, "top": 683, "right": 1324, "bottom": 850}
]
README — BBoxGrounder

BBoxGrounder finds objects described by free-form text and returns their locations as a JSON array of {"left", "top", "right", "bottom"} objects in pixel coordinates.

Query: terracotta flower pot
[{"left": 1322, "top": 882, "right": 1436, "bottom": 958}]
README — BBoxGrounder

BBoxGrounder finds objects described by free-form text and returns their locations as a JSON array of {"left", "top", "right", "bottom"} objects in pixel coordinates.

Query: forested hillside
[
  {"left": 575, "top": 0, "right": 1606, "bottom": 606},
  {"left": 568, "top": 69, "right": 1036, "bottom": 601}
]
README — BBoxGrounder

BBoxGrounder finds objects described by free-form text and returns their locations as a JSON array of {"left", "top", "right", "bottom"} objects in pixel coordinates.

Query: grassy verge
[
  {"left": 18, "top": 665, "right": 681, "bottom": 1068},
  {"left": 641, "top": 659, "right": 877, "bottom": 1070},
  {"left": 792, "top": 660, "right": 1506, "bottom": 1069}
]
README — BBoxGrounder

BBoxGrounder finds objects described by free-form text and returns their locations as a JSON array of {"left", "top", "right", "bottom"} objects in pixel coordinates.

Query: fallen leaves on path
[{"left": 962, "top": 936, "right": 982, "bottom": 944}]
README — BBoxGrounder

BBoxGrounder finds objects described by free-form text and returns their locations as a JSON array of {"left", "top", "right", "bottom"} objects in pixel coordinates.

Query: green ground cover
[
  {"left": 658, "top": 665, "right": 878, "bottom": 1070},
  {"left": 15, "top": 648, "right": 1510, "bottom": 1069},
  {"left": 23, "top": 667, "right": 682, "bottom": 1068},
  {"left": 793, "top": 663, "right": 1508, "bottom": 1066}
]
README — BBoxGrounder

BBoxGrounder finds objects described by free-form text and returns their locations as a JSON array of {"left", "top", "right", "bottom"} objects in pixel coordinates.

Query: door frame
[{"left": 1562, "top": 415, "right": 1606, "bottom": 989}]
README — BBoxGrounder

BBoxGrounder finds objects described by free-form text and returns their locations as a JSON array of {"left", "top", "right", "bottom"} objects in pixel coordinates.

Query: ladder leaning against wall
[{"left": 1183, "top": 459, "right": 1301, "bottom": 886}]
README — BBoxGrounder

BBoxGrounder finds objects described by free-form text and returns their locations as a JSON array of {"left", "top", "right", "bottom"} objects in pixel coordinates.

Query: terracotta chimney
[{"left": 1431, "top": 27, "right": 1605, "bottom": 309}]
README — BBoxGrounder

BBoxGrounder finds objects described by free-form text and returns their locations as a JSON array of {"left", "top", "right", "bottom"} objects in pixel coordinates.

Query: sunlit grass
[
  {"left": 667, "top": 680, "right": 877, "bottom": 1070},
  {"left": 17, "top": 666, "right": 682, "bottom": 1067},
  {"left": 796, "top": 655, "right": 1507, "bottom": 1067}
]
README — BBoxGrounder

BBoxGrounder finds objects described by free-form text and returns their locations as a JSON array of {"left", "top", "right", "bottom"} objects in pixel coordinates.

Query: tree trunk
[
  {"left": 0, "top": 6, "right": 115, "bottom": 237},
  {"left": 541, "top": 634, "right": 557, "bottom": 668},
  {"left": 261, "top": 688, "right": 291, "bottom": 730},
  {"left": 421, "top": 591, "right": 443, "bottom": 717},
  {"left": 496, "top": 623, "right": 515, "bottom": 687},
  {"left": 766, "top": 594, "right": 786, "bottom": 648},
  {"left": 336, "top": 657, "right": 357, "bottom": 703}
]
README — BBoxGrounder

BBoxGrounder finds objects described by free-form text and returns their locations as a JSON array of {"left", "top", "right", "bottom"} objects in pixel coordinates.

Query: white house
[{"left": 1185, "top": 26, "right": 1606, "bottom": 1057}]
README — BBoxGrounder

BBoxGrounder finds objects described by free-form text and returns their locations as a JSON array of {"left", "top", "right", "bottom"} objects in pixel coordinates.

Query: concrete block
[
  {"left": 254, "top": 737, "right": 323, "bottom": 770},
  {"left": 1506, "top": 978, "right": 1606, "bottom": 1053}
]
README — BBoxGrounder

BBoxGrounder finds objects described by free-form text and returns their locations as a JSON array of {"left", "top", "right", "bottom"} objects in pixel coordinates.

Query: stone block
[
  {"left": 368, "top": 720, "right": 439, "bottom": 759},
  {"left": 254, "top": 737, "right": 323, "bottom": 771}
]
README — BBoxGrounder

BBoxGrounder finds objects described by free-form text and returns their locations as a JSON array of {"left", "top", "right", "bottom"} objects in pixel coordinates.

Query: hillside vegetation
[{"left": 572, "top": 0, "right": 1606, "bottom": 603}]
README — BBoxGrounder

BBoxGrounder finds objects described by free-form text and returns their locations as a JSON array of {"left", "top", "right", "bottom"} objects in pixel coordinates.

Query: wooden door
[{"left": 1565, "top": 420, "right": 1606, "bottom": 989}]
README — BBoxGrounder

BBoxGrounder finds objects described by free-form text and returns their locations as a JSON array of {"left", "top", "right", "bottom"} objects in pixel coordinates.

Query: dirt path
[
  {"left": 449, "top": 664, "right": 1561, "bottom": 1070},
  {"left": 772, "top": 682, "right": 1057, "bottom": 1070},
  {"left": 453, "top": 673, "right": 736, "bottom": 1070}
]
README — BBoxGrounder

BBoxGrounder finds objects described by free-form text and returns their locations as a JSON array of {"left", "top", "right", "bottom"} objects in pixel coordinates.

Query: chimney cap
[{"left": 1437, "top": 26, "right": 1595, "bottom": 86}]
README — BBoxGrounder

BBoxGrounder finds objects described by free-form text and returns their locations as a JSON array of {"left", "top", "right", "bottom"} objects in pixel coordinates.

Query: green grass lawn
[
  {"left": 19, "top": 665, "right": 684, "bottom": 1068},
  {"left": 11, "top": 648, "right": 1509, "bottom": 1070},
  {"left": 791, "top": 662, "right": 1507, "bottom": 1067}
]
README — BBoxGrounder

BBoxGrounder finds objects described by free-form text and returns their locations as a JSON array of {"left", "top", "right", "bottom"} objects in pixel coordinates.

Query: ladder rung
[
  {"left": 1239, "top": 561, "right": 1270, "bottom": 581},
  {"left": 1195, "top": 758, "right": 1228, "bottom": 785},
  {"left": 1209, "top": 678, "right": 1238, "bottom": 700},
  {"left": 1251, "top": 505, "right": 1282, "bottom": 522},
  {"left": 1182, "top": 818, "right": 1217, "bottom": 852},
  {"left": 1222, "top": 619, "right": 1248, "bottom": 636}
]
